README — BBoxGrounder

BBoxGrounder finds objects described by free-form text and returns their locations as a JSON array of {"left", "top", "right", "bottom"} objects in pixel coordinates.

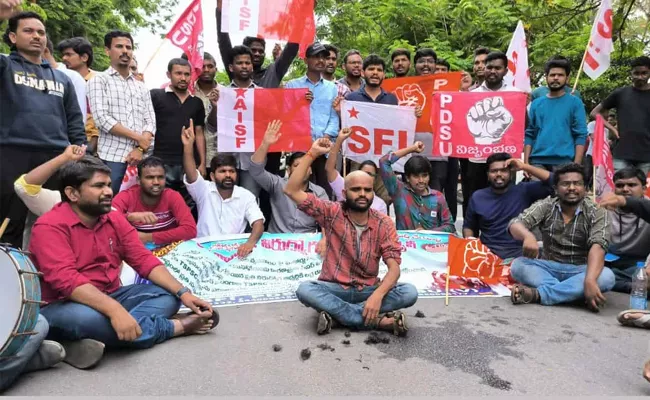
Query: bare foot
[{"left": 172, "top": 313, "right": 215, "bottom": 337}]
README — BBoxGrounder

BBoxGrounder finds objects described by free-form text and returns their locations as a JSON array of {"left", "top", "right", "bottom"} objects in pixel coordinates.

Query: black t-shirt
[
  {"left": 150, "top": 89, "right": 206, "bottom": 164},
  {"left": 602, "top": 86, "right": 650, "bottom": 162}
]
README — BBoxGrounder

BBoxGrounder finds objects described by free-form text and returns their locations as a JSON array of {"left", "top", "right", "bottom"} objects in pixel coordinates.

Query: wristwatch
[{"left": 175, "top": 287, "right": 191, "bottom": 299}]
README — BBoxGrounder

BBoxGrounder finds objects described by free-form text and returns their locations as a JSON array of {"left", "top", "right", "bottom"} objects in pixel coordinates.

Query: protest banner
[
  {"left": 447, "top": 236, "right": 504, "bottom": 284},
  {"left": 381, "top": 73, "right": 462, "bottom": 133},
  {"left": 504, "top": 21, "right": 531, "bottom": 92},
  {"left": 217, "top": 87, "right": 312, "bottom": 153},
  {"left": 120, "top": 232, "right": 510, "bottom": 307},
  {"left": 573, "top": 0, "right": 613, "bottom": 90},
  {"left": 431, "top": 92, "right": 527, "bottom": 159},
  {"left": 340, "top": 101, "right": 417, "bottom": 173},
  {"left": 221, "top": 0, "right": 315, "bottom": 57},
  {"left": 592, "top": 114, "right": 615, "bottom": 201}
]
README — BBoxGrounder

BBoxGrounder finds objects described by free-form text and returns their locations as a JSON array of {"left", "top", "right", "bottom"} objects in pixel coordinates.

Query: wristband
[
  {"left": 136, "top": 146, "right": 145, "bottom": 153},
  {"left": 305, "top": 150, "right": 315, "bottom": 159},
  {"left": 175, "top": 287, "right": 191, "bottom": 299}
]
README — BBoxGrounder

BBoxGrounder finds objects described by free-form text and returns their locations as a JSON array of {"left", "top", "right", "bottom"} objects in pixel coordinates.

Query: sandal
[
  {"left": 392, "top": 311, "right": 408, "bottom": 337},
  {"left": 510, "top": 284, "right": 540, "bottom": 305},
  {"left": 617, "top": 309, "right": 650, "bottom": 329}
]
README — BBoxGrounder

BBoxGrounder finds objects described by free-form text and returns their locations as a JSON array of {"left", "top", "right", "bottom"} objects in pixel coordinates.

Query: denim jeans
[
  {"left": 613, "top": 159, "right": 650, "bottom": 175},
  {"left": 295, "top": 280, "right": 418, "bottom": 329},
  {"left": 511, "top": 257, "right": 615, "bottom": 305},
  {"left": 103, "top": 160, "right": 128, "bottom": 194},
  {"left": 40, "top": 284, "right": 180, "bottom": 349},
  {"left": 0, "top": 315, "right": 48, "bottom": 392}
]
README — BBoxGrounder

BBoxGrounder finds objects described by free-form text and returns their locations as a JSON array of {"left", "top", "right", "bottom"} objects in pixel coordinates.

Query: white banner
[
  {"left": 504, "top": 21, "right": 531, "bottom": 92},
  {"left": 584, "top": 0, "right": 613, "bottom": 80},
  {"left": 222, "top": 0, "right": 261, "bottom": 36},
  {"left": 217, "top": 86, "right": 256, "bottom": 153}
]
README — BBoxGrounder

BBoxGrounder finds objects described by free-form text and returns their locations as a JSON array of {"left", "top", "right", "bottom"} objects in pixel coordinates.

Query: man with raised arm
[{"left": 284, "top": 139, "right": 418, "bottom": 336}]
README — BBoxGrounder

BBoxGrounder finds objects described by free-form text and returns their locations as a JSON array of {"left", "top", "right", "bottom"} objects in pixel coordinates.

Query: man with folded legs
[
  {"left": 285, "top": 139, "right": 418, "bottom": 336},
  {"left": 30, "top": 156, "right": 217, "bottom": 370}
]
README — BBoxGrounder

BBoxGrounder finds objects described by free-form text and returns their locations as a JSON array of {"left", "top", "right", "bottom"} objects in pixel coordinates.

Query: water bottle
[{"left": 630, "top": 262, "right": 648, "bottom": 310}]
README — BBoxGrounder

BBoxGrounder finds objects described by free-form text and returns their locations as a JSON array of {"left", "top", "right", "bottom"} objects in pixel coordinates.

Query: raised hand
[
  {"left": 311, "top": 138, "right": 332, "bottom": 157},
  {"left": 63, "top": 144, "right": 87, "bottom": 161},
  {"left": 0, "top": 0, "right": 21, "bottom": 19},
  {"left": 466, "top": 96, "right": 514, "bottom": 145},
  {"left": 272, "top": 43, "right": 282, "bottom": 61},
  {"left": 181, "top": 119, "right": 195, "bottom": 146},
  {"left": 504, "top": 158, "right": 525, "bottom": 171},
  {"left": 208, "top": 87, "right": 220, "bottom": 107},
  {"left": 337, "top": 127, "right": 352, "bottom": 142},
  {"left": 411, "top": 141, "right": 425, "bottom": 153},
  {"left": 263, "top": 120, "right": 282, "bottom": 145}
]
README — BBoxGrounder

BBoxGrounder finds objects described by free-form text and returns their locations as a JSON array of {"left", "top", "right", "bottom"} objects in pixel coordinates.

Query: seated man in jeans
[
  {"left": 30, "top": 156, "right": 218, "bottom": 370},
  {"left": 284, "top": 139, "right": 418, "bottom": 336},
  {"left": 507, "top": 163, "right": 615, "bottom": 311}
]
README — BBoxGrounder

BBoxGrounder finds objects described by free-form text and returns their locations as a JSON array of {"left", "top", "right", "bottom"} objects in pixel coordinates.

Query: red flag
[
  {"left": 166, "top": 0, "right": 204, "bottom": 90},
  {"left": 217, "top": 87, "right": 312, "bottom": 152},
  {"left": 431, "top": 91, "right": 527, "bottom": 159},
  {"left": 447, "top": 236, "right": 504, "bottom": 283},
  {"left": 382, "top": 73, "right": 462, "bottom": 133},
  {"left": 222, "top": 0, "right": 315, "bottom": 58},
  {"left": 592, "top": 114, "right": 615, "bottom": 201}
]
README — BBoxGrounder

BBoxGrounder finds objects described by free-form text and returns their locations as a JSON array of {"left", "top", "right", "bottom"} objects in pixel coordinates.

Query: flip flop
[
  {"left": 510, "top": 284, "right": 540, "bottom": 305},
  {"left": 617, "top": 309, "right": 650, "bottom": 329}
]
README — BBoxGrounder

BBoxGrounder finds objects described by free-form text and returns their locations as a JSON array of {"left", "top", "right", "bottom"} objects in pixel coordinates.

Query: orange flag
[
  {"left": 382, "top": 73, "right": 462, "bottom": 132},
  {"left": 447, "top": 235, "right": 504, "bottom": 283}
]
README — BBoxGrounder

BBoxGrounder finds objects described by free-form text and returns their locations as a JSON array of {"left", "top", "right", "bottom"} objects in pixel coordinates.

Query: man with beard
[
  {"left": 391, "top": 48, "right": 411, "bottom": 77},
  {"left": 508, "top": 163, "right": 615, "bottom": 310},
  {"left": 338, "top": 49, "right": 365, "bottom": 92},
  {"left": 182, "top": 120, "right": 264, "bottom": 258},
  {"left": 435, "top": 58, "right": 450, "bottom": 74},
  {"left": 591, "top": 56, "right": 650, "bottom": 174},
  {"left": 531, "top": 56, "right": 582, "bottom": 102},
  {"left": 250, "top": 120, "right": 328, "bottom": 233},
  {"left": 463, "top": 153, "right": 554, "bottom": 260},
  {"left": 286, "top": 43, "right": 340, "bottom": 198},
  {"left": 286, "top": 139, "right": 418, "bottom": 336},
  {"left": 112, "top": 156, "right": 197, "bottom": 246},
  {"left": 150, "top": 58, "right": 206, "bottom": 201},
  {"left": 88, "top": 30, "right": 155, "bottom": 195},
  {"left": 322, "top": 44, "right": 350, "bottom": 98},
  {"left": 525, "top": 57, "right": 587, "bottom": 173},
  {"left": 29, "top": 156, "right": 217, "bottom": 370},
  {"left": 470, "top": 47, "right": 490, "bottom": 90},
  {"left": 379, "top": 141, "right": 456, "bottom": 232}
]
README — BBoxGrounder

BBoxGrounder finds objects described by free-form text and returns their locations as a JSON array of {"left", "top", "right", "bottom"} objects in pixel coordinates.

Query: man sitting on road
[
  {"left": 463, "top": 153, "right": 554, "bottom": 260},
  {"left": 285, "top": 139, "right": 418, "bottom": 336},
  {"left": 112, "top": 156, "right": 197, "bottom": 247},
  {"left": 508, "top": 163, "right": 615, "bottom": 311},
  {"left": 325, "top": 127, "right": 387, "bottom": 215},
  {"left": 29, "top": 156, "right": 217, "bottom": 370},
  {"left": 249, "top": 120, "right": 328, "bottom": 233},
  {"left": 379, "top": 141, "right": 455, "bottom": 232},
  {"left": 182, "top": 121, "right": 264, "bottom": 257}
]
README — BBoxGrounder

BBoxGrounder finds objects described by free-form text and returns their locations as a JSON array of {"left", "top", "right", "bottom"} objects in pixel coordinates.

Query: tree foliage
[{"left": 0, "top": 0, "right": 178, "bottom": 70}]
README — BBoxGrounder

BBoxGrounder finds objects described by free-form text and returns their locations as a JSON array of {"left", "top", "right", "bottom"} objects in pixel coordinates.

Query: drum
[{"left": 0, "top": 245, "right": 42, "bottom": 358}]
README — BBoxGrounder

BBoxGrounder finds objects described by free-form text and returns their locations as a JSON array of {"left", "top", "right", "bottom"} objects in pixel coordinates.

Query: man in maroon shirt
[
  {"left": 284, "top": 139, "right": 418, "bottom": 336},
  {"left": 30, "top": 156, "right": 217, "bottom": 370},
  {"left": 112, "top": 156, "right": 197, "bottom": 247}
]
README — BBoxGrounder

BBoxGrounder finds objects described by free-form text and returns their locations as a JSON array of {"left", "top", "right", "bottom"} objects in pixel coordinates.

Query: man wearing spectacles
[{"left": 507, "top": 163, "right": 615, "bottom": 311}]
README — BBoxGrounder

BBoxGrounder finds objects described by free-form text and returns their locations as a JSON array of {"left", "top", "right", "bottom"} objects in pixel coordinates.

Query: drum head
[{"left": 0, "top": 249, "right": 23, "bottom": 350}]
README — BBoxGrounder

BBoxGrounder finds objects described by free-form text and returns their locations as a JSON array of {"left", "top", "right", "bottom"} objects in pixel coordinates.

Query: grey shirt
[{"left": 249, "top": 157, "right": 329, "bottom": 233}]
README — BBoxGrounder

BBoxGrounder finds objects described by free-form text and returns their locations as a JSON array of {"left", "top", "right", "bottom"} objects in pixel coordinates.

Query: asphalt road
[{"left": 6, "top": 292, "right": 650, "bottom": 396}]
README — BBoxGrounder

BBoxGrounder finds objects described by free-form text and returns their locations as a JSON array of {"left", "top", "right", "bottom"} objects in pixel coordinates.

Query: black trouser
[
  {"left": 0, "top": 146, "right": 61, "bottom": 248},
  {"left": 460, "top": 160, "right": 488, "bottom": 219},
  {"left": 428, "top": 159, "right": 459, "bottom": 221}
]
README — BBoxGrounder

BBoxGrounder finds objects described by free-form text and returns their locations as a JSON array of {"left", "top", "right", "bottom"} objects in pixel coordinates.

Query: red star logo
[
  {"left": 235, "top": 88, "right": 247, "bottom": 97},
  {"left": 347, "top": 107, "right": 360, "bottom": 119}
]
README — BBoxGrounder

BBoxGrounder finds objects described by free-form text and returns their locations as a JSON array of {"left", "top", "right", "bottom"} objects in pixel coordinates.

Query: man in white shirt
[{"left": 181, "top": 121, "right": 264, "bottom": 258}]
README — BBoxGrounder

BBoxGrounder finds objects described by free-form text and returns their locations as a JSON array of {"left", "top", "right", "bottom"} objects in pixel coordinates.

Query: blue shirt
[
  {"left": 285, "top": 76, "right": 339, "bottom": 141},
  {"left": 345, "top": 88, "right": 398, "bottom": 105},
  {"left": 463, "top": 178, "right": 554, "bottom": 259},
  {"left": 525, "top": 94, "right": 588, "bottom": 165}
]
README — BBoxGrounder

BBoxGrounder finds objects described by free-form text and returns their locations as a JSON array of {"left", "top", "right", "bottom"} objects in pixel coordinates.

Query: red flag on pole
[
  {"left": 592, "top": 114, "right": 615, "bottom": 201},
  {"left": 447, "top": 236, "right": 504, "bottom": 284},
  {"left": 166, "top": 0, "right": 204, "bottom": 90}
]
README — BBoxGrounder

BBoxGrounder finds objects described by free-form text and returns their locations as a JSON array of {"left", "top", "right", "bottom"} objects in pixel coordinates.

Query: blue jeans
[
  {"left": 511, "top": 257, "right": 615, "bottom": 305},
  {"left": 295, "top": 280, "right": 418, "bottom": 329},
  {"left": 103, "top": 160, "right": 128, "bottom": 194},
  {"left": 40, "top": 284, "right": 180, "bottom": 349},
  {"left": 0, "top": 315, "right": 48, "bottom": 392}
]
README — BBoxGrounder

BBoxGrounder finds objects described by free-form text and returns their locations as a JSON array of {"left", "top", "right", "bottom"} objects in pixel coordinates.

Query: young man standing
[
  {"left": 150, "top": 58, "right": 206, "bottom": 201},
  {"left": 338, "top": 49, "right": 365, "bottom": 92},
  {"left": 379, "top": 141, "right": 456, "bottom": 232},
  {"left": 508, "top": 163, "right": 614, "bottom": 311},
  {"left": 0, "top": 10, "right": 85, "bottom": 248},
  {"left": 285, "top": 139, "right": 418, "bottom": 336},
  {"left": 435, "top": 59, "right": 450, "bottom": 73},
  {"left": 525, "top": 57, "right": 587, "bottom": 172},
  {"left": 112, "top": 156, "right": 197, "bottom": 247},
  {"left": 591, "top": 56, "right": 650, "bottom": 174},
  {"left": 43, "top": 37, "right": 87, "bottom": 125},
  {"left": 323, "top": 44, "right": 350, "bottom": 98},
  {"left": 88, "top": 30, "right": 155, "bottom": 194},
  {"left": 391, "top": 48, "right": 411, "bottom": 78},
  {"left": 190, "top": 52, "right": 219, "bottom": 173}
]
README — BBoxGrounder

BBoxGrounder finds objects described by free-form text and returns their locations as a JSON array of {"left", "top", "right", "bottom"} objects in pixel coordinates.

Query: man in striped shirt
[{"left": 508, "top": 163, "right": 615, "bottom": 311}]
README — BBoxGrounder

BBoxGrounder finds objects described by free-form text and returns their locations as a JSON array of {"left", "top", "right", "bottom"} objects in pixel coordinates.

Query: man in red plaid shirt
[{"left": 284, "top": 136, "right": 418, "bottom": 336}]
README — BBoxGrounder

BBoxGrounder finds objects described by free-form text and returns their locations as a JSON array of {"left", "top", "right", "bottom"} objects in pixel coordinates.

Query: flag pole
[
  {"left": 572, "top": 45, "right": 589, "bottom": 94},
  {"left": 0, "top": 218, "right": 9, "bottom": 239},
  {"left": 142, "top": 39, "right": 167, "bottom": 76},
  {"left": 592, "top": 165, "right": 597, "bottom": 202},
  {"left": 343, "top": 156, "right": 347, "bottom": 176},
  {"left": 445, "top": 266, "right": 450, "bottom": 306}
]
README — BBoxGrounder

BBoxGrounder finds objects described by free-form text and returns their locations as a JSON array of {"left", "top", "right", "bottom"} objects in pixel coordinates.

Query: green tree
[{"left": 0, "top": 0, "right": 178, "bottom": 70}]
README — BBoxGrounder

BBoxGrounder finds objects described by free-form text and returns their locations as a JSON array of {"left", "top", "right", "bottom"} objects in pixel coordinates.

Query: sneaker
[
  {"left": 60, "top": 339, "right": 105, "bottom": 370},
  {"left": 24, "top": 340, "right": 66, "bottom": 372},
  {"left": 316, "top": 311, "right": 332, "bottom": 335}
]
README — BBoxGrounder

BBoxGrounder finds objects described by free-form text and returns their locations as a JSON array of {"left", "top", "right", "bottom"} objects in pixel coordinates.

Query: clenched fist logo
[
  {"left": 463, "top": 239, "right": 502, "bottom": 279},
  {"left": 394, "top": 84, "right": 426, "bottom": 108},
  {"left": 466, "top": 96, "right": 513, "bottom": 145}
]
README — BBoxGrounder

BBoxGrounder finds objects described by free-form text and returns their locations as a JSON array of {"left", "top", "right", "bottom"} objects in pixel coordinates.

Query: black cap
[{"left": 306, "top": 42, "right": 328, "bottom": 58}]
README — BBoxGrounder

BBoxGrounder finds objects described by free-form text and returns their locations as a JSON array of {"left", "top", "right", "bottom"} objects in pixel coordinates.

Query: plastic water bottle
[{"left": 630, "top": 263, "right": 648, "bottom": 310}]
